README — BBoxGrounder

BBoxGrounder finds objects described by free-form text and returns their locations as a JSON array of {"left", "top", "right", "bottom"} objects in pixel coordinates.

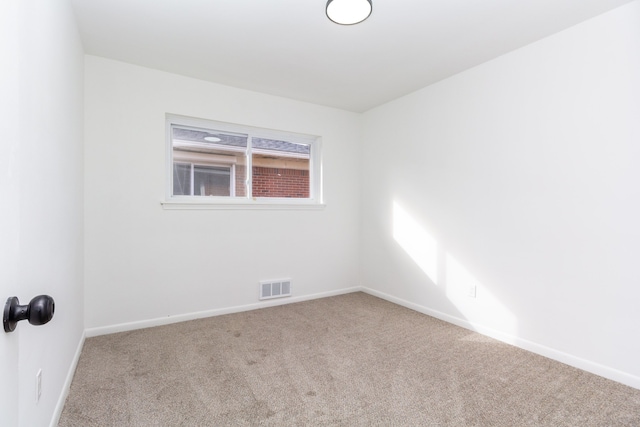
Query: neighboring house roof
[{"left": 173, "top": 127, "right": 310, "bottom": 155}]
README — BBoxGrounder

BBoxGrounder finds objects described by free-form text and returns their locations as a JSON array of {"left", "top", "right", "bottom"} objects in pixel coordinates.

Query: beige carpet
[{"left": 59, "top": 292, "right": 640, "bottom": 426}]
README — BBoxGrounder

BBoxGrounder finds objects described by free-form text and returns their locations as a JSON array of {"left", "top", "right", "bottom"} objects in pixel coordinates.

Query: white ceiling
[{"left": 71, "top": 0, "right": 633, "bottom": 112}]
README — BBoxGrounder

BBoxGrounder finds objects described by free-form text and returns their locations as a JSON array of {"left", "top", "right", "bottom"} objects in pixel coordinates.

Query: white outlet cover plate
[{"left": 36, "top": 369, "right": 42, "bottom": 403}]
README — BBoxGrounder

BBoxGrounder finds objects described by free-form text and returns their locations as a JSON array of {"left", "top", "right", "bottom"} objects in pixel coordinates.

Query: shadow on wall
[{"left": 392, "top": 200, "right": 518, "bottom": 341}]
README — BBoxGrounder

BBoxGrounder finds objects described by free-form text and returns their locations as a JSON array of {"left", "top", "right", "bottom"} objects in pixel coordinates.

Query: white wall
[
  {"left": 361, "top": 1, "right": 640, "bottom": 388},
  {"left": 0, "top": 1, "right": 85, "bottom": 426},
  {"left": 84, "top": 56, "right": 361, "bottom": 331}
]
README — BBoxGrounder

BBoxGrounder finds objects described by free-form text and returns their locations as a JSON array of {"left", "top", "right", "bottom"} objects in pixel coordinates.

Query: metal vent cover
[{"left": 259, "top": 279, "right": 292, "bottom": 300}]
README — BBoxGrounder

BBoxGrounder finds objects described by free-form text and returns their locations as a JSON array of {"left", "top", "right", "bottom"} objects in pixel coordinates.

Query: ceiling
[{"left": 70, "top": 0, "right": 633, "bottom": 113}]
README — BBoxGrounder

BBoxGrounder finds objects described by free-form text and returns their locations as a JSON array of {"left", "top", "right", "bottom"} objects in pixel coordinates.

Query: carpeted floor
[{"left": 59, "top": 292, "right": 640, "bottom": 426}]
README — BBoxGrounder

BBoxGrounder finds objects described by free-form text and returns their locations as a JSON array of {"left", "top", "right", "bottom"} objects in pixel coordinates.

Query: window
[
  {"left": 164, "top": 115, "right": 322, "bottom": 209},
  {"left": 173, "top": 163, "right": 234, "bottom": 197}
]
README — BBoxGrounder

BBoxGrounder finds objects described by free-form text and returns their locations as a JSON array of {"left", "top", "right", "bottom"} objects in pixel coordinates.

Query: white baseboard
[
  {"left": 50, "top": 330, "right": 86, "bottom": 427},
  {"left": 85, "top": 286, "right": 363, "bottom": 338},
  {"left": 82, "top": 285, "right": 639, "bottom": 391},
  {"left": 361, "top": 286, "right": 640, "bottom": 390}
]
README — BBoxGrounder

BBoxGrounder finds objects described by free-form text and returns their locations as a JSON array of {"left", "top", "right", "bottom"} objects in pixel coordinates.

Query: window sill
[{"left": 161, "top": 199, "right": 326, "bottom": 210}]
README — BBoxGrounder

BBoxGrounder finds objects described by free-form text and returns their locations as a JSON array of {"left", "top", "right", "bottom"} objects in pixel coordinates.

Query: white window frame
[{"left": 163, "top": 114, "right": 324, "bottom": 210}]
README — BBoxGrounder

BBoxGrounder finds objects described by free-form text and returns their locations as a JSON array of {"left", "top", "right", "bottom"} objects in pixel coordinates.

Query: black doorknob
[{"left": 3, "top": 295, "right": 55, "bottom": 333}]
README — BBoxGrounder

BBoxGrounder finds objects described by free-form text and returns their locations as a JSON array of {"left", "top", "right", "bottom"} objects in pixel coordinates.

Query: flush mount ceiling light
[
  {"left": 326, "top": 0, "right": 372, "bottom": 25},
  {"left": 204, "top": 136, "right": 222, "bottom": 142}
]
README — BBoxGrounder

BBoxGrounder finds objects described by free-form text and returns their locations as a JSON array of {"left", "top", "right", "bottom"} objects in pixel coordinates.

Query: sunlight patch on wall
[
  {"left": 446, "top": 253, "right": 482, "bottom": 297},
  {"left": 445, "top": 253, "right": 518, "bottom": 339},
  {"left": 393, "top": 201, "right": 438, "bottom": 283},
  {"left": 392, "top": 200, "right": 518, "bottom": 340}
]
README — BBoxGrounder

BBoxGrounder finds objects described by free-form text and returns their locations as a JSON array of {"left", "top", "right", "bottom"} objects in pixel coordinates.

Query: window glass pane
[
  {"left": 173, "top": 163, "right": 191, "bottom": 196},
  {"left": 167, "top": 117, "right": 321, "bottom": 205},
  {"left": 172, "top": 126, "right": 247, "bottom": 197},
  {"left": 194, "top": 165, "right": 231, "bottom": 196},
  {"left": 252, "top": 138, "right": 310, "bottom": 198}
]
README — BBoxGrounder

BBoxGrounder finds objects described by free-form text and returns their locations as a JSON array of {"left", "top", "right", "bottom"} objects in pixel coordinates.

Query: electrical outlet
[
  {"left": 36, "top": 369, "right": 42, "bottom": 403},
  {"left": 467, "top": 285, "right": 477, "bottom": 298}
]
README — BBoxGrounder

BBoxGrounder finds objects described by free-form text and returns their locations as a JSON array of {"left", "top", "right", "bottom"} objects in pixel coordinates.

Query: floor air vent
[{"left": 259, "top": 279, "right": 292, "bottom": 300}]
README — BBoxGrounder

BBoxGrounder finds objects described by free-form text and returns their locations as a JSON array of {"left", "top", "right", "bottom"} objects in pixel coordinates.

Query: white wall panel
[
  {"left": 361, "top": 1, "right": 640, "bottom": 388},
  {"left": 84, "top": 57, "right": 361, "bottom": 329}
]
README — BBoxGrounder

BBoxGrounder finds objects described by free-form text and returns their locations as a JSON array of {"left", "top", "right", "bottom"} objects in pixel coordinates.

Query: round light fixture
[
  {"left": 326, "top": 0, "right": 372, "bottom": 25},
  {"left": 204, "top": 136, "right": 222, "bottom": 143}
]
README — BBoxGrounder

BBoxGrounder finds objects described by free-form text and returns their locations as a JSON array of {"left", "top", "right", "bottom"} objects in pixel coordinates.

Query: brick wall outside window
[{"left": 252, "top": 166, "right": 309, "bottom": 198}]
